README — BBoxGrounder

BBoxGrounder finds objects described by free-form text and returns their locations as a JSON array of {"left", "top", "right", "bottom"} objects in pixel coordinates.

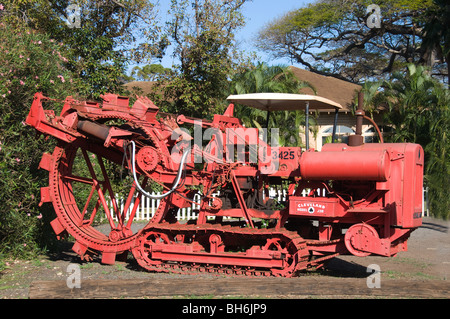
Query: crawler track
[{"left": 132, "top": 223, "right": 310, "bottom": 278}]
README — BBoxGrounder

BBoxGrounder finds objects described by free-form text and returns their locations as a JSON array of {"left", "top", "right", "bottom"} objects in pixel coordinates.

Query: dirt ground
[{"left": 0, "top": 216, "right": 449, "bottom": 299}]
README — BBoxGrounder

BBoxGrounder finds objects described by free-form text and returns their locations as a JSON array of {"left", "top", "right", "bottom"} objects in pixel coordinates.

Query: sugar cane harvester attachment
[{"left": 25, "top": 91, "right": 424, "bottom": 277}]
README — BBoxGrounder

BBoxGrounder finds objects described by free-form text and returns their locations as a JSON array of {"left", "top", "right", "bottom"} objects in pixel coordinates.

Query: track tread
[{"left": 132, "top": 223, "right": 310, "bottom": 278}]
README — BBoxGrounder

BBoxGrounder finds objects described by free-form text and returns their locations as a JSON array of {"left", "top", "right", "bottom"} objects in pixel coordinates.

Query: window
[
  {"left": 363, "top": 126, "right": 394, "bottom": 143},
  {"left": 321, "top": 125, "right": 354, "bottom": 145}
]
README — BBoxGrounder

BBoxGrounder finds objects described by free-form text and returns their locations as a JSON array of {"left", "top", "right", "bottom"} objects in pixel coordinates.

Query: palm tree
[
  {"left": 229, "top": 62, "right": 317, "bottom": 147},
  {"left": 369, "top": 64, "right": 449, "bottom": 219},
  {"left": 382, "top": 64, "right": 443, "bottom": 146}
]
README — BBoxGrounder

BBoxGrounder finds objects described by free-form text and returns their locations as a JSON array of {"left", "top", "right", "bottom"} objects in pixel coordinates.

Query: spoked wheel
[
  {"left": 263, "top": 237, "right": 301, "bottom": 277},
  {"left": 135, "top": 231, "right": 171, "bottom": 268},
  {"left": 46, "top": 139, "right": 152, "bottom": 264}
]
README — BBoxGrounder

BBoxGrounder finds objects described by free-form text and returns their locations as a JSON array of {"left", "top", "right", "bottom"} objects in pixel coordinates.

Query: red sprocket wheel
[
  {"left": 44, "top": 137, "right": 158, "bottom": 264},
  {"left": 344, "top": 223, "right": 379, "bottom": 257}
]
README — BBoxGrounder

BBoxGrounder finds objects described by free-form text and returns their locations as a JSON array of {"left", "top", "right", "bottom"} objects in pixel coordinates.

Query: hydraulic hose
[{"left": 128, "top": 140, "right": 190, "bottom": 200}]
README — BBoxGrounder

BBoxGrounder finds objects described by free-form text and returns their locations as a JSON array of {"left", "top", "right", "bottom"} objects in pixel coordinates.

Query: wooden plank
[{"left": 28, "top": 277, "right": 450, "bottom": 299}]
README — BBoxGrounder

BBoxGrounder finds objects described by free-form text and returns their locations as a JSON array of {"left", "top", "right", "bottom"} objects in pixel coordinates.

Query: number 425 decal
[{"left": 272, "top": 150, "right": 295, "bottom": 160}]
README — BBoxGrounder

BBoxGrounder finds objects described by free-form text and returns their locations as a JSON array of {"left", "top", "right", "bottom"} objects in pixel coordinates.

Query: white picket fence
[
  {"left": 109, "top": 192, "right": 205, "bottom": 222},
  {"left": 107, "top": 188, "right": 301, "bottom": 222},
  {"left": 107, "top": 187, "right": 429, "bottom": 222}
]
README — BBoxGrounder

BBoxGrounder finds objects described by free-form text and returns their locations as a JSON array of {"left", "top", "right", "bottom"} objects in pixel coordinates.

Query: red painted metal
[
  {"left": 25, "top": 92, "right": 424, "bottom": 277},
  {"left": 300, "top": 149, "right": 391, "bottom": 181}
]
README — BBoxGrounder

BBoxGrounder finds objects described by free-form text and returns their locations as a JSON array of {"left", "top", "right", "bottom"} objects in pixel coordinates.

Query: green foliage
[
  {"left": 257, "top": 0, "right": 447, "bottom": 83},
  {"left": 0, "top": 22, "right": 80, "bottom": 258},
  {"left": 0, "top": 1, "right": 161, "bottom": 258},
  {"left": 363, "top": 64, "right": 449, "bottom": 219},
  {"left": 382, "top": 65, "right": 444, "bottom": 145},
  {"left": 62, "top": 25, "right": 128, "bottom": 99},
  {"left": 131, "top": 64, "right": 173, "bottom": 81},
  {"left": 425, "top": 105, "right": 449, "bottom": 220},
  {"left": 420, "top": 0, "right": 450, "bottom": 85},
  {"left": 230, "top": 63, "right": 315, "bottom": 95},
  {"left": 1, "top": 0, "right": 162, "bottom": 99},
  {"left": 151, "top": 0, "right": 252, "bottom": 119},
  {"left": 288, "top": 1, "right": 346, "bottom": 30}
]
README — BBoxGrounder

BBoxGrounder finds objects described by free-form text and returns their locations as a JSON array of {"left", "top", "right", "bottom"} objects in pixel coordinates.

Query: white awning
[{"left": 226, "top": 93, "right": 342, "bottom": 111}]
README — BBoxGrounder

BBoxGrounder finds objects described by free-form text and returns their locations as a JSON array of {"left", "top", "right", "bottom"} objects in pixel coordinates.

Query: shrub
[
  {"left": 0, "top": 21, "right": 79, "bottom": 258},
  {"left": 373, "top": 65, "right": 450, "bottom": 219}
]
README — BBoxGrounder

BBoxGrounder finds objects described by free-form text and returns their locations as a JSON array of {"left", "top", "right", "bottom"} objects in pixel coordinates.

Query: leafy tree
[
  {"left": 257, "top": 0, "right": 448, "bottom": 84},
  {"left": 425, "top": 101, "right": 449, "bottom": 219},
  {"left": 363, "top": 64, "right": 449, "bottom": 219},
  {"left": 131, "top": 64, "right": 173, "bottom": 81},
  {"left": 63, "top": 26, "right": 129, "bottom": 98},
  {"left": 420, "top": 0, "right": 450, "bottom": 87},
  {"left": 152, "top": 0, "right": 252, "bottom": 118},
  {"left": 230, "top": 63, "right": 314, "bottom": 95},
  {"left": 0, "top": 1, "right": 165, "bottom": 260},
  {"left": 379, "top": 65, "right": 443, "bottom": 145},
  {"left": 1, "top": 0, "right": 163, "bottom": 98},
  {"left": 0, "top": 22, "right": 80, "bottom": 258}
]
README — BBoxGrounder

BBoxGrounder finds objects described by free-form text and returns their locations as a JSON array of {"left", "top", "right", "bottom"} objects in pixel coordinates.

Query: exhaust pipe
[{"left": 348, "top": 92, "right": 365, "bottom": 147}]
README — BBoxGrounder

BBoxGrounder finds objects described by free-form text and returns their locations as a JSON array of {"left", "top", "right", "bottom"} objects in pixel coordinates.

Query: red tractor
[{"left": 25, "top": 91, "right": 423, "bottom": 277}]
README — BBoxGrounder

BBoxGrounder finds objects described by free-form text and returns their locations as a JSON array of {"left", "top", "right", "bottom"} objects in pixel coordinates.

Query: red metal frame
[{"left": 25, "top": 92, "right": 424, "bottom": 276}]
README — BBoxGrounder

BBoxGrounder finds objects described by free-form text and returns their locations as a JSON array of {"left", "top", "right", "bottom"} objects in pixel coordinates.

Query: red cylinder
[{"left": 300, "top": 149, "right": 390, "bottom": 181}]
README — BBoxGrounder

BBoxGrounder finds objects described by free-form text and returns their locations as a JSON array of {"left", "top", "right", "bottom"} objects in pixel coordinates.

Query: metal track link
[{"left": 132, "top": 223, "right": 310, "bottom": 278}]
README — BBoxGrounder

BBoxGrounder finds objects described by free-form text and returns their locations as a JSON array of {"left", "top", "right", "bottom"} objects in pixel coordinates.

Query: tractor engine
[{"left": 25, "top": 91, "right": 423, "bottom": 277}]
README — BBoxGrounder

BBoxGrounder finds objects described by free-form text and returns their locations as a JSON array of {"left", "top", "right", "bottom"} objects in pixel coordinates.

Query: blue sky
[
  {"left": 152, "top": 0, "right": 312, "bottom": 71},
  {"left": 235, "top": 0, "right": 311, "bottom": 65}
]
